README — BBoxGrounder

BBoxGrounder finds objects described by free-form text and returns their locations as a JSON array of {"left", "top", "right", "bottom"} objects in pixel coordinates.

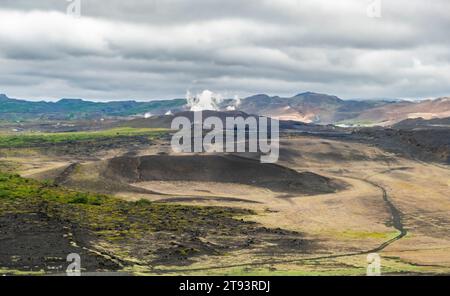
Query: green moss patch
[{"left": 0, "top": 172, "right": 310, "bottom": 274}]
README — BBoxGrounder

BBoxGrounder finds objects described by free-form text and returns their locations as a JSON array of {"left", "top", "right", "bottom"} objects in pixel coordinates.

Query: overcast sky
[{"left": 1, "top": 0, "right": 450, "bottom": 101}]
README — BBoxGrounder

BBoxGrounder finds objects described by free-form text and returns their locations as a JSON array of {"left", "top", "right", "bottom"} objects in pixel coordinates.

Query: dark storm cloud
[{"left": 0, "top": 0, "right": 450, "bottom": 101}]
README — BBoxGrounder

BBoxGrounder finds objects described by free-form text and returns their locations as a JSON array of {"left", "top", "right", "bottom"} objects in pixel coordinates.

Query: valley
[
  {"left": 2, "top": 0, "right": 450, "bottom": 281},
  {"left": 1, "top": 118, "right": 449, "bottom": 275}
]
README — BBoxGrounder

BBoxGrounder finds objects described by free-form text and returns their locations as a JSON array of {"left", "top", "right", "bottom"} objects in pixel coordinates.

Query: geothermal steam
[
  {"left": 186, "top": 90, "right": 241, "bottom": 112},
  {"left": 186, "top": 90, "right": 223, "bottom": 111}
]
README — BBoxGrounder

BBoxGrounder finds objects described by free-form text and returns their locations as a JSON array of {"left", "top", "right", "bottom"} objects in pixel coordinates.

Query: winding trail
[
  {"left": 151, "top": 171, "right": 408, "bottom": 274},
  {"left": 356, "top": 177, "right": 407, "bottom": 252}
]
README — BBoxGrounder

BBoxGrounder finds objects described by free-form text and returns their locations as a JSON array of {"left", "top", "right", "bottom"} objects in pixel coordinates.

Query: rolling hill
[
  {"left": 234, "top": 92, "right": 390, "bottom": 124},
  {"left": 1, "top": 92, "right": 450, "bottom": 126},
  {"left": 393, "top": 116, "right": 450, "bottom": 130},
  {"left": 0, "top": 94, "right": 185, "bottom": 121}
]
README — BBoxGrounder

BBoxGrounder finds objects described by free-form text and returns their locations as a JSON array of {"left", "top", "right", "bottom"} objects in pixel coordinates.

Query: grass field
[
  {"left": 2, "top": 129, "right": 450, "bottom": 275},
  {"left": 0, "top": 127, "right": 169, "bottom": 148},
  {"left": 0, "top": 172, "right": 310, "bottom": 275},
  {"left": 0, "top": 172, "right": 253, "bottom": 234}
]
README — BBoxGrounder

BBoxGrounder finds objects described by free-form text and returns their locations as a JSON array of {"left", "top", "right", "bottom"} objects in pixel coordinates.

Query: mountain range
[
  {"left": 1, "top": 92, "right": 449, "bottom": 126},
  {"left": 0, "top": 94, "right": 185, "bottom": 121}
]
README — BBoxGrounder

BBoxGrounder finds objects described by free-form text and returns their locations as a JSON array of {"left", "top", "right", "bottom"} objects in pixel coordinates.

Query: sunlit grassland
[
  {"left": 0, "top": 172, "right": 250, "bottom": 236},
  {"left": 0, "top": 127, "right": 170, "bottom": 148},
  {"left": 0, "top": 172, "right": 255, "bottom": 274}
]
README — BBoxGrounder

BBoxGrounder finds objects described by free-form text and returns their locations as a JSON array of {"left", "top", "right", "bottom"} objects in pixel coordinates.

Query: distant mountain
[
  {"left": 349, "top": 97, "right": 450, "bottom": 126},
  {"left": 1, "top": 92, "right": 450, "bottom": 126},
  {"left": 233, "top": 92, "right": 391, "bottom": 124},
  {"left": 0, "top": 94, "right": 186, "bottom": 121},
  {"left": 227, "top": 93, "right": 450, "bottom": 126}
]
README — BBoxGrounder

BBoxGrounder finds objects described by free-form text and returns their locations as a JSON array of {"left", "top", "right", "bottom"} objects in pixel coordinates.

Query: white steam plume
[
  {"left": 225, "top": 95, "right": 241, "bottom": 111},
  {"left": 186, "top": 90, "right": 223, "bottom": 111},
  {"left": 233, "top": 95, "right": 241, "bottom": 108}
]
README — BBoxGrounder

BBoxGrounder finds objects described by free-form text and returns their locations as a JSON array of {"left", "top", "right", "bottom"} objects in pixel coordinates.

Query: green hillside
[{"left": 0, "top": 94, "right": 186, "bottom": 121}]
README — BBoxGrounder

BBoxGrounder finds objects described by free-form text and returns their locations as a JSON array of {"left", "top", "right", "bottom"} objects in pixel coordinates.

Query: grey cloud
[{"left": 0, "top": 0, "right": 450, "bottom": 101}]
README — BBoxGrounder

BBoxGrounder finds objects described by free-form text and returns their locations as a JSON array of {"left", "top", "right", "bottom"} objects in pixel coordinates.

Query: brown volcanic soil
[
  {"left": 114, "top": 110, "right": 252, "bottom": 129},
  {"left": 0, "top": 179, "right": 314, "bottom": 273},
  {"left": 104, "top": 154, "right": 343, "bottom": 195},
  {"left": 354, "top": 128, "right": 450, "bottom": 164},
  {"left": 0, "top": 210, "right": 122, "bottom": 274},
  {"left": 392, "top": 117, "right": 450, "bottom": 130}
]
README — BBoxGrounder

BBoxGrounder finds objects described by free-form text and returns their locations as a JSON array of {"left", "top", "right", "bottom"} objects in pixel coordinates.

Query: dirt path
[
  {"left": 343, "top": 174, "right": 407, "bottom": 254},
  {"left": 150, "top": 173, "right": 408, "bottom": 274}
]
